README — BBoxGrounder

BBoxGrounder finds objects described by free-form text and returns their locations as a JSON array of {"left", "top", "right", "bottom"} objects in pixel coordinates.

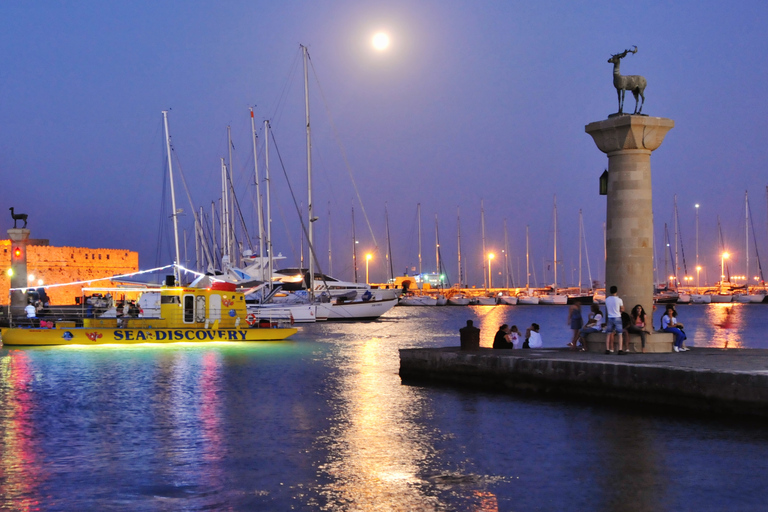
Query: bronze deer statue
[
  {"left": 9, "top": 207, "right": 28, "bottom": 229},
  {"left": 608, "top": 46, "right": 647, "bottom": 115}
]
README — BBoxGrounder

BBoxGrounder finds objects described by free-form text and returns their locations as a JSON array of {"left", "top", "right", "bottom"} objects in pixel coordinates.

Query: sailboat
[
  {"left": 448, "top": 207, "right": 471, "bottom": 305},
  {"left": 517, "top": 225, "right": 540, "bottom": 305},
  {"left": 474, "top": 200, "right": 497, "bottom": 305},
  {"left": 539, "top": 195, "right": 568, "bottom": 305},
  {"left": 497, "top": 219, "right": 518, "bottom": 305},
  {"left": 734, "top": 191, "right": 766, "bottom": 303},
  {"left": 399, "top": 203, "right": 438, "bottom": 305}
]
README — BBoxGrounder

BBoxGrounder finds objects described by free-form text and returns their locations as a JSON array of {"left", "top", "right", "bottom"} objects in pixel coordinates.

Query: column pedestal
[{"left": 585, "top": 115, "right": 674, "bottom": 351}]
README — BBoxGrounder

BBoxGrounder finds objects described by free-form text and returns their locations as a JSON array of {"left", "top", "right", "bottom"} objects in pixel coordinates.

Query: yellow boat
[{"left": 2, "top": 284, "right": 297, "bottom": 346}]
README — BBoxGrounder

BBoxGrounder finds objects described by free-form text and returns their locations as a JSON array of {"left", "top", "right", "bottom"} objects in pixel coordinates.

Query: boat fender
[{"left": 246, "top": 313, "right": 257, "bottom": 326}]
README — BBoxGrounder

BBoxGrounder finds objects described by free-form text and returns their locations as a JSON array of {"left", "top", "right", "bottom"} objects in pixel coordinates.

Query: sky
[{"left": 2, "top": 1, "right": 767, "bottom": 288}]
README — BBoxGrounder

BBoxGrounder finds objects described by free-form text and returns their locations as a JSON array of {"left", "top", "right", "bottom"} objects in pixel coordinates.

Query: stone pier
[{"left": 585, "top": 115, "right": 674, "bottom": 351}]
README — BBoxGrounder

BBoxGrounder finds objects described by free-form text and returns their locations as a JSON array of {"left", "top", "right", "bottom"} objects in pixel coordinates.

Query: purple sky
[{"left": 2, "top": 1, "right": 767, "bottom": 288}]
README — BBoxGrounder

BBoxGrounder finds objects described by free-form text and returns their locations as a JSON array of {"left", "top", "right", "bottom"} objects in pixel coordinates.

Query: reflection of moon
[{"left": 372, "top": 32, "right": 390, "bottom": 51}]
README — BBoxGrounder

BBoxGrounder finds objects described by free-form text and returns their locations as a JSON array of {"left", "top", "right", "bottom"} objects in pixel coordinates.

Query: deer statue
[
  {"left": 9, "top": 207, "right": 28, "bottom": 229},
  {"left": 608, "top": 46, "right": 647, "bottom": 115}
]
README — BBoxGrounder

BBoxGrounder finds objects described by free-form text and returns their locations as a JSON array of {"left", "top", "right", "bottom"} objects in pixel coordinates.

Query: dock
[{"left": 399, "top": 347, "right": 768, "bottom": 417}]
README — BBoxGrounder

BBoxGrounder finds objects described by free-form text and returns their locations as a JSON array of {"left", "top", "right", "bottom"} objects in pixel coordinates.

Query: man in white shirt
[{"left": 604, "top": 285, "right": 624, "bottom": 354}]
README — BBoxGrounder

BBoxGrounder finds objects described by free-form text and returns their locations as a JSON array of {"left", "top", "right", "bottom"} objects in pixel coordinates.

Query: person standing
[
  {"left": 567, "top": 302, "right": 583, "bottom": 349},
  {"left": 604, "top": 285, "right": 624, "bottom": 354}
]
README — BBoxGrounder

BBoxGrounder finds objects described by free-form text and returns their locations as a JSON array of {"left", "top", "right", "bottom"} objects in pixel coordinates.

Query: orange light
[{"left": 13, "top": 247, "right": 22, "bottom": 258}]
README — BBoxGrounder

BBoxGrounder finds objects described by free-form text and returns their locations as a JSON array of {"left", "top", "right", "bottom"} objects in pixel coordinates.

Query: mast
[
  {"left": 250, "top": 108, "right": 266, "bottom": 286},
  {"left": 695, "top": 203, "right": 700, "bottom": 290},
  {"left": 578, "top": 209, "right": 583, "bottom": 291},
  {"left": 481, "top": 200, "right": 487, "bottom": 289},
  {"left": 503, "top": 218, "right": 510, "bottom": 289},
  {"left": 553, "top": 194, "right": 558, "bottom": 288},
  {"left": 674, "top": 195, "right": 679, "bottom": 290},
  {"left": 745, "top": 190, "right": 749, "bottom": 291},
  {"left": 385, "top": 204, "right": 394, "bottom": 283},
  {"left": 525, "top": 225, "right": 530, "bottom": 290},
  {"left": 417, "top": 203, "right": 422, "bottom": 277},
  {"left": 302, "top": 44, "right": 316, "bottom": 301},
  {"left": 161, "top": 110, "right": 181, "bottom": 285},
  {"left": 435, "top": 214, "right": 440, "bottom": 278},
  {"left": 352, "top": 206, "right": 358, "bottom": 283},
  {"left": 457, "top": 207, "right": 463, "bottom": 288},
  {"left": 328, "top": 202, "right": 332, "bottom": 276},
  {"left": 265, "top": 120, "right": 273, "bottom": 289},
  {"left": 227, "top": 125, "right": 235, "bottom": 263},
  {"left": 220, "top": 158, "right": 229, "bottom": 265}
]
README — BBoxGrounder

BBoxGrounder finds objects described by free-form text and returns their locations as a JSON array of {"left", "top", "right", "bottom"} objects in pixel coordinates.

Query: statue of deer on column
[{"left": 608, "top": 46, "right": 647, "bottom": 115}]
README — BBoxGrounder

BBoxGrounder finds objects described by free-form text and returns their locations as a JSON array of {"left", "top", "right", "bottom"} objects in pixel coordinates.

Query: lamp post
[
  {"left": 488, "top": 253, "right": 494, "bottom": 289},
  {"left": 365, "top": 253, "right": 372, "bottom": 285},
  {"left": 696, "top": 265, "right": 702, "bottom": 291}
]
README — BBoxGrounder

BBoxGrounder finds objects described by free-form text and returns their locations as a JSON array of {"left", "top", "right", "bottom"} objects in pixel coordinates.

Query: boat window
[
  {"left": 183, "top": 295, "right": 195, "bottom": 323},
  {"left": 161, "top": 296, "right": 180, "bottom": 304},
  {"left": 195, "top": 295, "right": 206, "bottom": 323}
]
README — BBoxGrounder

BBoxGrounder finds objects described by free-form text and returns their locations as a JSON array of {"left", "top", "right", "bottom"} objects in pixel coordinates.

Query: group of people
[
  {"left": 492, "top": 322, "right": 542, "bottom": 349},
  {"left": 462, "top": 285, "right": 691, "bottom": 353},
  {"left": 568, "top": 286, "right": 689, "bottom": 353}
]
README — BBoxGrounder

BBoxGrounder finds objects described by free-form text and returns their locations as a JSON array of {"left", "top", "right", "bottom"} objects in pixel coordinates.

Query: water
[{"left": 1, "top": 304, "right": 767, "bottom": 511}]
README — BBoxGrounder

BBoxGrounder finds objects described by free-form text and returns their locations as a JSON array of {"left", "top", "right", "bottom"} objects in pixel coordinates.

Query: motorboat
[{"left": 3, "top": 282, "right": 297, "bottom": 346}]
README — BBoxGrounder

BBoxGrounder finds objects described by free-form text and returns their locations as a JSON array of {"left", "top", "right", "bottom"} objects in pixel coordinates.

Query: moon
[{"left": 372, "top": 32, "right": 390, "bottom": 51}]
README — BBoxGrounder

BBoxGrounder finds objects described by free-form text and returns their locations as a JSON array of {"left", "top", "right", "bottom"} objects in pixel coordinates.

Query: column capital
[{"left": 585, "top": 115, "right": 674, "bottom": 154}]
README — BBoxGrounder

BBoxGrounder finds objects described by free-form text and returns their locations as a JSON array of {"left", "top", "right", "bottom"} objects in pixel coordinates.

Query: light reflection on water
[{"left": 1, "top": 305, "right": 768, "bottom": 510}]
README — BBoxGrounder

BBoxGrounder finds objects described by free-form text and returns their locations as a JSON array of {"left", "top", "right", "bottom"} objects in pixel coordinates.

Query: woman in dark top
[{"left": 493, "top": 324, "right": 513, "bottom": 349}]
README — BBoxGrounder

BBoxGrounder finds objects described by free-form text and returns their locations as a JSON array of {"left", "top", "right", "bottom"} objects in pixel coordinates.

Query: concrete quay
[{"left": 399, "top": 347, "right": 768, "bottom": 417}]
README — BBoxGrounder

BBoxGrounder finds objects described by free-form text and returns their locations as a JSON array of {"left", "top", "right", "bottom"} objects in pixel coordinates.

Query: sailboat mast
[
  {"left": 414, "top": 203, "right": 421, "bottom": 279},
  {"left": 674, "top": 195, "right": 679, "bottom": 290},
  {"left": 578, "top": 209, "right": 583, "bottom": 290},
  {"left": 220, "top": 158, "right": 229, "bottom": 264},
  {"left": 162, "top": 110, "right": 181, "bottom": 285},
  {"left": 385, "top": 204, "right": 394, "bottom": 283},
  {"left": 227, "top": 125, "right": 235, "bottom": 264},
  {"left": 250, "top": 109, "right": 266, "bottom": 284},
  {"left": 302, "top": 44, "right": 315, "bottom": 300},
  {"left": 264, "top": 120, "right": 273, "bottom": 289},
  {"left": 328, "top": 202, "right": 332, "bottom": 276},
  {"left": 745, "top": 190, "right": 749, "bottom": 289},
  {"left": 504, "top": 218, "right": 510, "bottom": 289},
  {"left": 481, "top": 199, "right": 487, "bottom": 289},
  {"left": 553, "top": 195, "right": 558, "bottom": 288},
  {"left": 352, "top": 206, "right": 358, "bottom": 283},
  {"left": 525, "top": 225, "right": 530, "bottom": 290},
  {"left": 435, "top": 214, "right": 440, "bottom": 276},
  {"left": 457, "top": 207, "right": 463, "bottom": 288}
]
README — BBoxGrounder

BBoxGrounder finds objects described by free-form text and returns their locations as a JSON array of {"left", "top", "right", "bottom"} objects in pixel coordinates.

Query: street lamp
[
  {"left": 488, "top": 253, "right": 494, "bottom": 289},
  {"left": 696, "top": 265, "right": 702, "bottom": 290},
  {"left": 365, "top": 253, "right": 372, "bottom": 285}
]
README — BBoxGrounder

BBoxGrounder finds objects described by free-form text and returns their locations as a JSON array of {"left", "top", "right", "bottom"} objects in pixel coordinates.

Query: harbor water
[{"left": 1, "top": 303, "right": 767, "bottom": 511}]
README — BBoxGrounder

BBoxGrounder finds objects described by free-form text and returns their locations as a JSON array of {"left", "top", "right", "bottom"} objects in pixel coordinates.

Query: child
[{"left": 509, "top": 325, "right": 522, "bottom": 349}]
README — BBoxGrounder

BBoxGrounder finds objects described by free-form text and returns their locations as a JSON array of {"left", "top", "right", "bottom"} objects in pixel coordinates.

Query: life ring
[{"left": 246, "top": 313, "right": 257, "bottom": 326}]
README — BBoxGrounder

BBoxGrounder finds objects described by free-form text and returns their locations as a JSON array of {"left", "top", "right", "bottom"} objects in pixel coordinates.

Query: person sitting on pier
[
  {"left": 493, "top": 324, "right": 514, "bottom": 349},
  {"left": 662, "top": 304, "right": 688, "bottom": 352},
  {"left": 25, "top": 302, "right": 36, "bottom": 319},
  {"left": 459, "top": 319, "right": 481, "bottom": 350},
  {"left": 509, "top": 325, "right": 522, "bottom": 349},
  {"left": 576, "top": 304, "right": 603, "bottom": 349},
  {"left": 625, "top": 304, "right": 650, "bottom": 353},
  {"left": 523, "top": 323, "right": 542, "bottom": 349}
]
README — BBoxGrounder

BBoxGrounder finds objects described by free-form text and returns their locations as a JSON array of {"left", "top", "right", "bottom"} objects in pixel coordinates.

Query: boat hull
[
  {"left": 709, "top": 294, "right": 733, "bottom": 303},
  {"left": 316, "top": 297, "right": 398, "bottom": 320},
  {"left": 690, "top": 294, "right": 711, "bottom": 304},
  {"left": 2, "top": 326, "right": 298, "bottom": 346},
  {"left": 539, "top": 294, "right": 568, "bottom": 305},
  {"left": 447, "top": 297, "right": 470, "bottom": 306},
  {"left": 399, "top": 296, "right": 438, "bottom": 306},
  {"left": 517, "top": 296, "right": 540, "bottom": 305},
  {"left": 498, "top": 296, "right": 518, "bottom": 305}
]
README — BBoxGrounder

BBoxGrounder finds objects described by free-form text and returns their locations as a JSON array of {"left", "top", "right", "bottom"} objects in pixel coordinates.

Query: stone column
[
  {"left": 585, "top": 115, "right": 674, "bottom": 343},
  {"left": 8, "top": 228, "right": 31, "bottom": 314}
]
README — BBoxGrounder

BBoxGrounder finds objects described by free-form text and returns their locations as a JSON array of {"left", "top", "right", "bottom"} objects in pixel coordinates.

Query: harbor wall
[
  {"left": 400, "top": 347, "right": 768, "bottom": 417},
  {"left": 0, "top": 240, "right": 139, "bottom": 305}
]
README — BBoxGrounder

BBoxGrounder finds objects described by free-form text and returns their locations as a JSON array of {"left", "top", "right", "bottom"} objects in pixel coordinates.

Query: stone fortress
[{"left": 0, "top": 238, "right": 138, "bottom": 306}]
